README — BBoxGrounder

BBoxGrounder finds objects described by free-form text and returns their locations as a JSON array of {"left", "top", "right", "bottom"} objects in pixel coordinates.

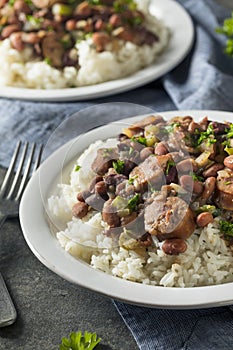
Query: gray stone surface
[{"left": 0, "top": 167, "right": 138, "bottom": 350}]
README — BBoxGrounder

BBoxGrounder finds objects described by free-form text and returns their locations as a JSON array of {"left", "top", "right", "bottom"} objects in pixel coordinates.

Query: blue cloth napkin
[{"left": 0, "top": 0, "right": 233, "bottom": 349}]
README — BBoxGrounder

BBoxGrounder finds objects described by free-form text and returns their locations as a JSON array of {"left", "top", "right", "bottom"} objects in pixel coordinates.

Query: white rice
[
  {"left": 0, "top": 1, "right": 169, "bottom": 89},
  {"left": 48, "top": 139, "right": 233, "bottom": 288}
]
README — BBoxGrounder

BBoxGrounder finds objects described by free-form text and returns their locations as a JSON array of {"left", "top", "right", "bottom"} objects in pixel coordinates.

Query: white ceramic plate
[
  {"left": 0, "top": 0, "right": 194, "bottom": 102},
  {"left": 19, "top": 110, "right": 233, "bottom": 309}
]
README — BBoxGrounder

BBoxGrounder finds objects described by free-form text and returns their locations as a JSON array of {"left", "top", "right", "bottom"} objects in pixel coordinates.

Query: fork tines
[{"left": 0, "top": 141, "right": 43, "bottom": 201}]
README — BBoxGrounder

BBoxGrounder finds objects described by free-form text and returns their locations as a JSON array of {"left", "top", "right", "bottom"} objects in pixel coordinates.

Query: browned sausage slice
[
  {"left": 41, "top": 33, "right": 65, "bottom": 68},
  {"left": 215, "top": 169, "right": 233, "bottom": 210},
  {"left": 144, "top": 195, "right": 195, "bottom": 240},
  {"left": 129, "top": 155, "right": 165, "bottom": 191}
]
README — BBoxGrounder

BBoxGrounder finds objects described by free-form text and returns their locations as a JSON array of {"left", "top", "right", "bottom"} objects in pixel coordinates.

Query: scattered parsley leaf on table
[
  {"left": 59, "top": 331, "right": 101, "bottom": 350},
  {"left": 216, "top": 12, "right": 233, "bottom": 56}
]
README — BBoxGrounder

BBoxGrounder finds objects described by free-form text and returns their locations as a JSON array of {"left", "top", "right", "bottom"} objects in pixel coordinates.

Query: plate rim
[
  {"left": 19, "top": 109, "right": 233, "bottom": 309},
  {"left": 0, "top": 0, "right": 194, "bottom": 102}
]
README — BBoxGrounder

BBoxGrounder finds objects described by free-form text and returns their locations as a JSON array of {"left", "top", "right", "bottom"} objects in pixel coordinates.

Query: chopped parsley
[
  {"left": 224, "top": 181, "right": 232, "bottom": 185},
  {"left": 113, "top": 0, "right": 137, "bottom": 13},
  {"left": 165, "top": 160, "right": 175, "bottom": 175},
  {"left": 131, "top": 136, "right": 147, "bottom": 146},
  {"left": 219, "top": 220, "right": 233, "bottom": 237},
  {"left": 26, "top": 15, "right": 43, "bottom": 29},
  {"left": 189, "top": 172, "right": 204, "bottom": 182},
  {"left": 162, "top": 122, "right": 180, "bottom": 134},
  {"left": 195, "top": 205, "right": 221, "bottom": 217},
  {"left": 216, "top": 13, "right": 233, "bottom": 57},
  {"left": 225, "top": 123, "right": 233, "bottom": 139},
  {"left": 59, "top": 330, "right": 101, "bottom": 350},
  {"left": 128, "top": 175, "right": 138, "bottom": 185},
  {"left": 44, "top": 57, "right": 52, "bottom": 65},
  {"left": 127, "top": 193, "right": 140, "bottom": 211},
  {"left": 113, "top": 159, "right": 125, "bottom": 173},
  {"left": 196, "top": 124, "right": 216, "bottom": 146},
  {"left": 74, "top": 165, "right": 81, "bottom": 172}
]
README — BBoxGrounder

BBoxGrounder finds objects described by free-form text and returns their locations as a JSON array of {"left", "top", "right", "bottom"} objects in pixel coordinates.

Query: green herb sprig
[
  {"left": 216, "top": 13, "right": 233, "bottom": 57},
  {"left": 219, "top": 220, "right": 233, "bottom": 238},
  {"left": 59, "top": 331, "right": 101, "bottom": 350},
  {"left": 113, "top": 159, "right": 125, "bottom": 173},
  {"left": 196, "top": 124, "right": 216, "bottom": 146}
]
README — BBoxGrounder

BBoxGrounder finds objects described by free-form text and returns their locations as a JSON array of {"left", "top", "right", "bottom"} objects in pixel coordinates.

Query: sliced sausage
[
  {"left": 102, "top": 199, "right": 121, "bottom": 228},
  {"left": 91, "top": 148, "right": 119, "bottom": 175},
  {"left": 129, "top": 155, "right": 165, "bottom": 192},
  {"left": 41, "top": 33, "right": 65, "bottom": 68},
  {"left": 224, "top": 155, "right": 233, "bottom": 171},
  {"left": 72, "top": 202, "right": 88, "bottom": 219},
  {"left": 215, "top": 169, "right": 233, "bottom": 210},
  {"left": 144, "top": 195, "right": 195, "bottom": 240}
]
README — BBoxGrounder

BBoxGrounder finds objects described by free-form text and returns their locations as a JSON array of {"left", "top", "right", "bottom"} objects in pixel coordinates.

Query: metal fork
[
  {"left": 0, "top": 141, "right": 43, "bottom": 229},
  {"left": 0, "top": 141, "right": 43, "bottom": 327}
]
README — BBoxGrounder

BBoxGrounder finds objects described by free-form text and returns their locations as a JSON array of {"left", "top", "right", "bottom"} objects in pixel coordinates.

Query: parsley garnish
[
  {"left": 127, "top": 193, "right": 140, "bottom": 211},
  {"left": 162, "top": 122, "right": 180, "bottom": 134},
  {"left": 113, "top": 159, "right": 125, "bottom": 173},
  {"left": 113, "top": 0, "right": 137, "bottom": 13},
  {"left": 59, "top": 331, "right": 101, "bottom": 350},
  {"left": 216, "top": 13, "right": 233, "bottom": 56},
  {"left": 225, "top": 123, "right": 233, "bottom": 139},
  {"left": 195, "top": 205, "right": 221, "bottom": 217},
  {"left": 219, "top": 220, "right": 233, "bottom": 237},
  {"left": 128, "top": 175, "right": 138, "bottom": 185},
  {"left": 197, "top": 124, "right": 216, "bottom": 146},
  {"left": 131, "top": 136, "right": 147, "bottom": 146},
  {"left": 189, "top": 172, "right": 204, "bottom": 182},
  {"left": 44, "top": 57, "right": 52, "bottom": 65},
  {"left": 165, "top": 160, "right": 175, "bottom": 175},
  {"left": 75, "top": 165, "right": 81, "bottom": 172}
]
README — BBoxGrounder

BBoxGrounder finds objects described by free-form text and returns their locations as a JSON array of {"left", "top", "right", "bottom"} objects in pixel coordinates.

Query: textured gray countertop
[
  {"left": 0, "top": 167, "right": 138, "bottom": 350},
  {"left": 0, "top": 1, "right": 233, "bottom": 349}
]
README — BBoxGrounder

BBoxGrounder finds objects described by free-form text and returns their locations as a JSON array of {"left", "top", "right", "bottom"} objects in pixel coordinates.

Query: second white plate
[{"left": 0, "top": 0, "right": 194, "bottom": 101}]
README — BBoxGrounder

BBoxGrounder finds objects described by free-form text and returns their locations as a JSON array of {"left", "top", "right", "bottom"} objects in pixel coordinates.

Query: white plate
[
  {"left": 0, "top": 0, "right": 194, "bottom": 102},
  {"left": 19, "top": 110, "right": 233, "bottom": 309}
]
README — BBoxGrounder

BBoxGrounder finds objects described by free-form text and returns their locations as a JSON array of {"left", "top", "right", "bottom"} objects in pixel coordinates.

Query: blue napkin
[
  {"left": 114, "top": 1, "right": 233, "bottom": 350},
  {"left": 163, "top": 0, "right": 233, "bottom": 111}
]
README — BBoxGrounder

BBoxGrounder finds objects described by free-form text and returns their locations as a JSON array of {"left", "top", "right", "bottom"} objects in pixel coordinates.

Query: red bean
[
  {"left": 72, "top": 202, "right": 88, "bottom": 219},
  {"left": 224, "top": 155, "right": 233, "bottom": 171},
  {"left": 76, "top": 190, "right": 91, "bottom": 202},
  {"left": 162, "top": 238, "right": 187, "bottom": 255},
  {"left": 1, "top": 24, "right": 21, "bottom": 39},
  {"left": 201, "top": 177, "right": 216, "bottom": 201},
  {"left": 10, "top": 32, "right": 25, "bottom": 51},
  {"left": 140, "top": 147, "right": 154, "bottom": 161},
  {"left": 196, "top": 212, "right": 214, "bottom": 227},
  {"left": 92, "top": 32, "right": 110, "bottom": 52},
  {"left": 94, "top": 181, "right": 108, "bottom": 200},
  {"left": 109, "top": 14, "right": 122, "bottom": 27},
  {"left": 202, "top": 163, "right": 224, "bottom": 178},
  {"left": 154, "top": 142, "right": 168, "bottom": 156},
  {"left": 102, "top": 200, "right": 120, "bottom": 228}
]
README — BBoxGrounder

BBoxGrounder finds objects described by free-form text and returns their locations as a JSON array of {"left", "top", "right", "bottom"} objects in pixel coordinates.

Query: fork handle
[{"left": 0, "top": 212, "right": 7, "bottom": 230}]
